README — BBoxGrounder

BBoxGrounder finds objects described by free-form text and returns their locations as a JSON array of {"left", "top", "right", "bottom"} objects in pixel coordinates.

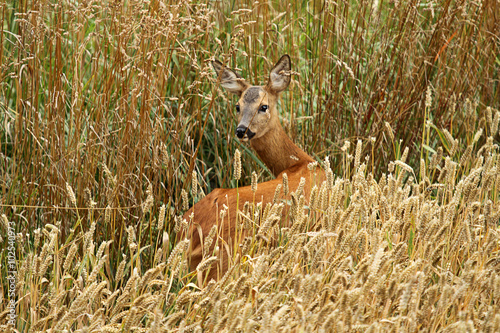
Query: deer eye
[
  {"left": 235, "top": 105, "right": 240, "bottom": 113},
  {"left": 258, "top": 105, "right": 268, "bottom": 113}
]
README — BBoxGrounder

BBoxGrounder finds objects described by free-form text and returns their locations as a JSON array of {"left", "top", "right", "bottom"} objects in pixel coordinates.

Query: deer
[{"left": 181, "top": 55, "right": 324, "bottom": 282}]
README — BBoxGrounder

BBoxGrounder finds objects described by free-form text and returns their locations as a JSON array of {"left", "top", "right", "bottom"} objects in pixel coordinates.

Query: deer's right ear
[{"left": 212, "top": 60, "right": 249, "bottom": 96}]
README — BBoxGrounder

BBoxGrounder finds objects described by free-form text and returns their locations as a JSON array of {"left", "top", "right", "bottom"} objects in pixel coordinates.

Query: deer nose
[{"left": 236, "top": 126, "right": 247, "bottom": 139}]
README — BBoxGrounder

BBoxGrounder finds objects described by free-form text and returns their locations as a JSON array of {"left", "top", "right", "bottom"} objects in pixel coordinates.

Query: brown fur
[
  {"left": 250, "top": 118, "right": 313, "bottom": 176},
  {"left": 243, "top": 87, "right": 263, "bottom": 104},
  {"left": 184, "top": 163, "right": 319, "bottom": 281},
  {"left": 180, "top": 55, "right": 324, "bottom": 282}
]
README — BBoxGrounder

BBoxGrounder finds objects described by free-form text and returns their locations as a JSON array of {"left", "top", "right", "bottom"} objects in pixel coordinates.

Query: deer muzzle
[{"left": 236, "top": 125, "right": 255, "bottom": 141}]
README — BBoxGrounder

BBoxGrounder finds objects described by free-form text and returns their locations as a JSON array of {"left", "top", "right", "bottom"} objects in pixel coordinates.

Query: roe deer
[{"left": 181, "top": 55, "right": 323, "bottom": 282}]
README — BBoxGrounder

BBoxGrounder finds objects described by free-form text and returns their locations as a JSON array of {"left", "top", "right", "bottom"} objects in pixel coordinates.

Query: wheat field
[{"left": 1, "top": 0, "right": 500, "bottom": 331}]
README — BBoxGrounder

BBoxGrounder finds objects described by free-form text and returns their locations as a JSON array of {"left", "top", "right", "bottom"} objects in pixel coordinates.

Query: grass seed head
[
  {"left": 282, "top": 173, "right": 289, "bottom": 196},
  {"left": 191, "top": 171, "right": 198, "bottom": 197},
  {"left": 157, "top": 204, "right": 166, "bottom": 231},
  {"left": 234, "top": 149, "right": 242, "bottom": 181},
  {"left": 66, "top": 182, "right": 77, "bottom": 207},
  {"left": 354, "top": 140, "right": 362, "bottom": 170},
  {"left": 251, "top": 171, "right": 258, "bottom": 193},
  {"left": 181, "top": 189, "right": 189, "bottom": 211}
]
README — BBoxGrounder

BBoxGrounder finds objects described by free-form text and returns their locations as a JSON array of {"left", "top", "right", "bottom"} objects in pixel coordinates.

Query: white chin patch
[{"left": 240, "top": 136, "right": 249, "bottom": 142}]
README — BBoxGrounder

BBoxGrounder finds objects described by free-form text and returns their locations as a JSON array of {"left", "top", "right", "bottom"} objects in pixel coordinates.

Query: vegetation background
[{"left": 0, "top": 0, "right": 499, "bottom": 331}]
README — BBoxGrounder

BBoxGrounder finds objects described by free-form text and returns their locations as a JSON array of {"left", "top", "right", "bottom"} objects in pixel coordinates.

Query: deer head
[{"left": 212, "top": 55, "right": 291, "bottom": 141}]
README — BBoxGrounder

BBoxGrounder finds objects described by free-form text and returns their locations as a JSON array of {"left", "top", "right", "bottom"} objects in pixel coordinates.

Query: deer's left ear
[{"left": 267, "top": 55, "right": 291, "bottom": 93}]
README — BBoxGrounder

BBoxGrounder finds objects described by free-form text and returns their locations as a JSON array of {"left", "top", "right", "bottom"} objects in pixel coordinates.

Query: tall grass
[{"left": 1, "top": 0, "right": 499, "bottom": 331}]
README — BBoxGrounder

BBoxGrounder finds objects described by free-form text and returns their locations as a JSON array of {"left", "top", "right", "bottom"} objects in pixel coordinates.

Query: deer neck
[{"left": 250, "top": 118, "right": 314, "bottom": 177}]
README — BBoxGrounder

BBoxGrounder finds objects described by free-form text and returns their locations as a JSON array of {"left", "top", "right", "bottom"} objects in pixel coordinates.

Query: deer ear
[
  {"left": 267, "top": 55, "right": 291, "bottom": 93},
  {"left": 212, "top": 60, "right": 249, "bottom": 96}
]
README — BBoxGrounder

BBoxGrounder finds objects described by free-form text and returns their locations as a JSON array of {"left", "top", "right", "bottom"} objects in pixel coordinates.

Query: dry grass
[
  {"left": 1, "top": 0, "right": 499, "bottom": 331},
  {"left": 2, "top": 119, "right": 500, "bottom": 332}
]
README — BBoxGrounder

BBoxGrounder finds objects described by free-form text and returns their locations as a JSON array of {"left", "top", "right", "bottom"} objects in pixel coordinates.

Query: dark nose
[{"left": 236, "top": 126, "right": 247, "bottom": 139}]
